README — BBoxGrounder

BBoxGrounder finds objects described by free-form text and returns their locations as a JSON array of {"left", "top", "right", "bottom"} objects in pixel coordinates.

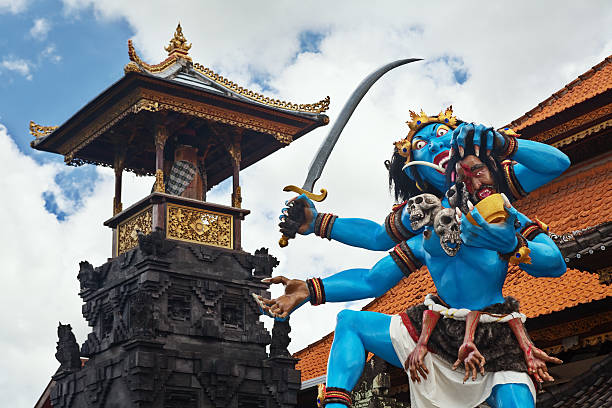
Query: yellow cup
[{"left": 466, "top": 193, "right": 508, "bottom": 225}]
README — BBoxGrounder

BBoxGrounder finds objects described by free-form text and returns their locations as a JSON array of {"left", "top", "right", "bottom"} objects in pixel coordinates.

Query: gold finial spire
[{"left": 164, "top": 23, "right": 192, "bottom": 60}]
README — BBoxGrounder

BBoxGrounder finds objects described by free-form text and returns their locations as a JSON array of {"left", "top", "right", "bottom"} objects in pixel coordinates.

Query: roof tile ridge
[
  {"left": 293, "top": 331, "right": 335, "bottom": 356},
  {"left": 523, "top": 160, "right": 612, "bottom": 200},
  {"left": 509, "top": 54, "right": 612, "bottom": 129}
]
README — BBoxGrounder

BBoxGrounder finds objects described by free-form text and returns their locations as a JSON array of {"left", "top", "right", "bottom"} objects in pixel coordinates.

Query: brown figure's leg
[
  {"left": 508, "top": 317, "right": 562, "bottom": 383},
  {"left": 405, "top": 310, "right": 440, "bottom": 383}
]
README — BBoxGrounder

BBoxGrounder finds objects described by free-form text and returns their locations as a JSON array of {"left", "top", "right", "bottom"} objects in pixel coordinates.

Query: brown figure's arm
[
  {"left": 405, "top": 310, "right": 440, "bottom": 383},
  {"left": 508, "top": 317, "right": 562, "bottom": 383},
  {"left": 452, "top": 311, "right": 486, "bottom": 382}
]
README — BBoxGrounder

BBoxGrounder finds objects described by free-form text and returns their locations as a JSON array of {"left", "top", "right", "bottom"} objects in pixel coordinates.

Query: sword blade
[{"left": 302, "top": 58, "right": 422, "bottom": 191}]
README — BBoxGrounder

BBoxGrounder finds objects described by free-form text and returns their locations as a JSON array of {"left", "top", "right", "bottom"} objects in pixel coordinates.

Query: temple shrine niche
[{"left": 32, "top": 24, "right": 329, "bottom": 408}]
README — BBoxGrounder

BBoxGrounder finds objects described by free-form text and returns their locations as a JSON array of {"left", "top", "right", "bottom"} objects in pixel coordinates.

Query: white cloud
[
  {"left": 29, "top": 18, "right": 51, "bottom": 40},
  {"left": 0, "top": 124, "right": 154, "bottom": 407},
  {"left": 41, "top": 44, "right": 62, "bottom": 63},
  {"left": 1, "top": 57, "right": 33, "bottom": 80},
  {"left": 0, "top": 0, "right": 28, "bottom": 13}
]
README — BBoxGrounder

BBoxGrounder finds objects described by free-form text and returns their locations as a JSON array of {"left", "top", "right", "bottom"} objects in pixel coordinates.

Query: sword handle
[
  {"left": 282, "top": 185, "right": 328, "bottom": 202},
  {"left": 278, "top": 185, "right": 328, "bottom": 248}
]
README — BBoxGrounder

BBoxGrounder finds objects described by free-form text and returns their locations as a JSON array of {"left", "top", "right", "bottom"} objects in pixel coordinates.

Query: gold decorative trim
[
  {"left": 113, "top": 197, "right": 123, "bottom": 216},
  {"left": 166, "top": 203, "right": 233, "bottom": 249},
  {"left": 138, "top": 90, "right": 297, "bottom": 144},
  {"left": 193, "top": 63, "right": 330, "bottom": 114},
  {"left": 552, "top": 118, "right": 612, "bottom": 148},
  {"left": 543, "top": 330, "right": 612, "bottom": 355},
  {"left": 117, "top": 206, "right": 153, "bottom": 255},
  {"left": 62, "top": 91, "right": 297, "bottom": 163},
  {"left": 29, "top": 120, "right": 58, "bottom": 139},
  {"left": 153, "top": 169, "right": 165, "bottom": 193},
  {"left": 530, "top": 311, "right": 612, "bottom": 342},
  {"left": 127, "top": 39, "right": 178, "bottom": 74},
  {"left": 531, "top": 103, "right": 612, "bottom": 143},
  {"left": 164, "top": 23, "right": 191, "bottom": 60}
]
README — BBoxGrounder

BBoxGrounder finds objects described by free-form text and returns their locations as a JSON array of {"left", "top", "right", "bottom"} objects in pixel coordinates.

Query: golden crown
[{"left": 394, "top": 106, "right": 459, "bottom": 162}]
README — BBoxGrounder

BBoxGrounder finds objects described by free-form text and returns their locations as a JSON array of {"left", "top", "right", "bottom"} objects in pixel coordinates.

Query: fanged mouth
[
  {"left": 477, "top": 188, "right": 494, "bottom": 200},
  {"left": 434, "top": 151, "right": 450, "bottom": 174}
]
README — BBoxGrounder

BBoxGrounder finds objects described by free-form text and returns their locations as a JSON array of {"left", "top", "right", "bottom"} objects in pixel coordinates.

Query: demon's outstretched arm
[
  {"left": 279, "top": 194, "right": 417, "bottom": 251},
  {"left": 257, "top": 235, "right": 425, "bottom": 318}
]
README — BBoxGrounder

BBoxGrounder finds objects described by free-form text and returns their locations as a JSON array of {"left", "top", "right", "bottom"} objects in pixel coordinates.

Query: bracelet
[
  {"left": 521, "top": 222, "right": 546, "bottom": 241},
  {"left": 500, "top": 233, "right": 532, "bottom": 265},
  {"left": 390, "top": 241, "right": 423, "bottom": 277},
  {"left": 502, "top": 160, "right": 528, "bottom": 200},
  {"left": 323, "top": 387, "right": 352, "bottom": 407},
  {"left": 307, "top": 278, "right": 326, "bottom": 306},
  {"left": 385, "top": 201, "right": 416, "bottom": 243},
  {"left": 314, "top": 213, "right": 338, "bottom": 240},
  {"left": 496, "top": 128, "right": 520, "bottom": 159}
]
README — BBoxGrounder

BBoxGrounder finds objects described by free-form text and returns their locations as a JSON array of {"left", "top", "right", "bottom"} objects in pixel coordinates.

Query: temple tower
[{"left": 31, "top": 24, "right": 329, "bottom": 408}]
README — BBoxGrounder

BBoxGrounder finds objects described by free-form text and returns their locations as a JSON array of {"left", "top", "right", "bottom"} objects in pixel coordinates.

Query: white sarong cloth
[{"left": 389, "top": 315, "right": 535, "bottom": 408}]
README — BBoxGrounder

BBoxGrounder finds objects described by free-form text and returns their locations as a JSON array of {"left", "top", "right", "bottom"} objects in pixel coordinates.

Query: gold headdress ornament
[{"left": 394, "top": 106, "right": 459, "bottom": 163}]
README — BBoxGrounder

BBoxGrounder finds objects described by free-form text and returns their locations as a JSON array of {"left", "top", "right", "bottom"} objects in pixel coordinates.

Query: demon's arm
[
  {"left": 257, "top": 234, "right": 425, "bottom": 318},
  {"left": 510, "top": 139, "right": 570, "bottom": 193},
  {"left": 279, "top": 194, "right": 418, "bottom": 251},
  {"left": 460, "top": 202, "right": 567, "bottom": 278}
]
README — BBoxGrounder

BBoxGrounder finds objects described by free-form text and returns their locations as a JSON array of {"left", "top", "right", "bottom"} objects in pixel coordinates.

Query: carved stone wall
[{"left": 52, "top": 233, "right": 299, "bottom": 408}]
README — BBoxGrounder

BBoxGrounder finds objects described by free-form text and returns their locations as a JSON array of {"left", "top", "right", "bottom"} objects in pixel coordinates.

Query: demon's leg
[{"left": 325, "top": 310, "right": 401, "bottom": 408}]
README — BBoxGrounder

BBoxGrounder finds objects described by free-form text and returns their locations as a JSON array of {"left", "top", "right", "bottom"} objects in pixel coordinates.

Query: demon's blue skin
[{"left": 284, "top": 123, "right": 569, "bottom": 408}]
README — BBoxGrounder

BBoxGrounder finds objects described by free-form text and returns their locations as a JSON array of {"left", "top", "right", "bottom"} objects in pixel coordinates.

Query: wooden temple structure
[
  {"left": 33, "top": 24, "right": 329, "bottom": 408},
  {"left": 31, "top": 23, "right": 329, "bottom": 256},
  {"left": 294, "top": 55, "right": 612, "bottom": 407}
]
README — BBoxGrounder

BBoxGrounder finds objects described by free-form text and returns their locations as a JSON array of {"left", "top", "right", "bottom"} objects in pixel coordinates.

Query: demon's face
[{"left": 404, "top": 123, "right": 453, "bottom": 193}]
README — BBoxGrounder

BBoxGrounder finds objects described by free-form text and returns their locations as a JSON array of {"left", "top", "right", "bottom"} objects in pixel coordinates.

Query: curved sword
[{"left": 280, "top": 57, "right": 422, "bottom": 247}]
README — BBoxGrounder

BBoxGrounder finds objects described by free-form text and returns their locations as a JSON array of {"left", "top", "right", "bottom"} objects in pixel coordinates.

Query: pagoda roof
[{"left": 30, "top": 24, "right": 329, "bottom": 187}]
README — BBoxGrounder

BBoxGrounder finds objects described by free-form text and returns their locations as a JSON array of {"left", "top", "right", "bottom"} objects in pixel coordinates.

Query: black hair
[
  {"left": 443, "top": 126, "right": 514, "bottom": 202},
  {"left": 387, "top": 151, "right": 444, "bottom": 202}
]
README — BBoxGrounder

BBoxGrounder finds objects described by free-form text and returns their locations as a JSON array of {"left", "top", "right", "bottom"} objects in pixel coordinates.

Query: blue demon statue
[{"left": 256, "top": 107, "right": 570, "bottom": 408}]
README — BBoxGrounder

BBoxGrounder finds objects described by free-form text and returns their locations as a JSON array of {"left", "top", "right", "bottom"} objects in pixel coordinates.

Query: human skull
[
  {"left": 433, "top": 208, "right": 461, "bottom": 257},
  {"left": 407, "top": 193, "right": 442, "bottom": 230}
]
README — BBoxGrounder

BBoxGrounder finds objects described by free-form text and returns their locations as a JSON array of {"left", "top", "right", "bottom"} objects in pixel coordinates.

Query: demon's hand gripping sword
[{"left": 279, "top": 58, "right": 422, "bottom": 247}]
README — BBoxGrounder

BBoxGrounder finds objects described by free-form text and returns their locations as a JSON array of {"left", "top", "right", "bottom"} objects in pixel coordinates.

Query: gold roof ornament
[
  {"left": 123, "top": 23, "right": 329, "bottom": 114},
  {"left": 164, "top": 23, "right": 192, "bottom": 60},
  {"left": 29, "top": 120, "right": 58, "bottom": 139}
]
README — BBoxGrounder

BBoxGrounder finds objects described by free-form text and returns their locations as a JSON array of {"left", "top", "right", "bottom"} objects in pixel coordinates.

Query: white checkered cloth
[{"left": 166, "top": 160, "right": 196, "bottom": 196}]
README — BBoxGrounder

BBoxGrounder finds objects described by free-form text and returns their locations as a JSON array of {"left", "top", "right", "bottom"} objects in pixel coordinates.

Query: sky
[{"left": 0, "top": 1, "right": 611, "bottom": 406}]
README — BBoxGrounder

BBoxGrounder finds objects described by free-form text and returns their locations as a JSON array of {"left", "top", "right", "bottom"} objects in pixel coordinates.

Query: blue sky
[
  {"left": 0, "top": 2, "right": 133, "bottom": 218},
  {"left": 0, "top": 1, "right": 132, "bottom": 156}
]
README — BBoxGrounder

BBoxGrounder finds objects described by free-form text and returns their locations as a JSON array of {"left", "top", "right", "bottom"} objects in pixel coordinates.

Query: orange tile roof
[
  {"left": 513, "top": 158, "right": 612, "bottom": 232},
  {"left": 294, "top": 159, "right": 612, "bottom": 382},
  {"left": 509, "top": 55, "right": 612, "bottom": 131}
]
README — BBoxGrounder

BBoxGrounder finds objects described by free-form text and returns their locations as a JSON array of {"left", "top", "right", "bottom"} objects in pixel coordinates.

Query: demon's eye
[
  {"left": 436, "top": 125, "right": 450, "bottom": 137},
  {"left": 412, "top": 140, "right": 427, "bottom": 150}
]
